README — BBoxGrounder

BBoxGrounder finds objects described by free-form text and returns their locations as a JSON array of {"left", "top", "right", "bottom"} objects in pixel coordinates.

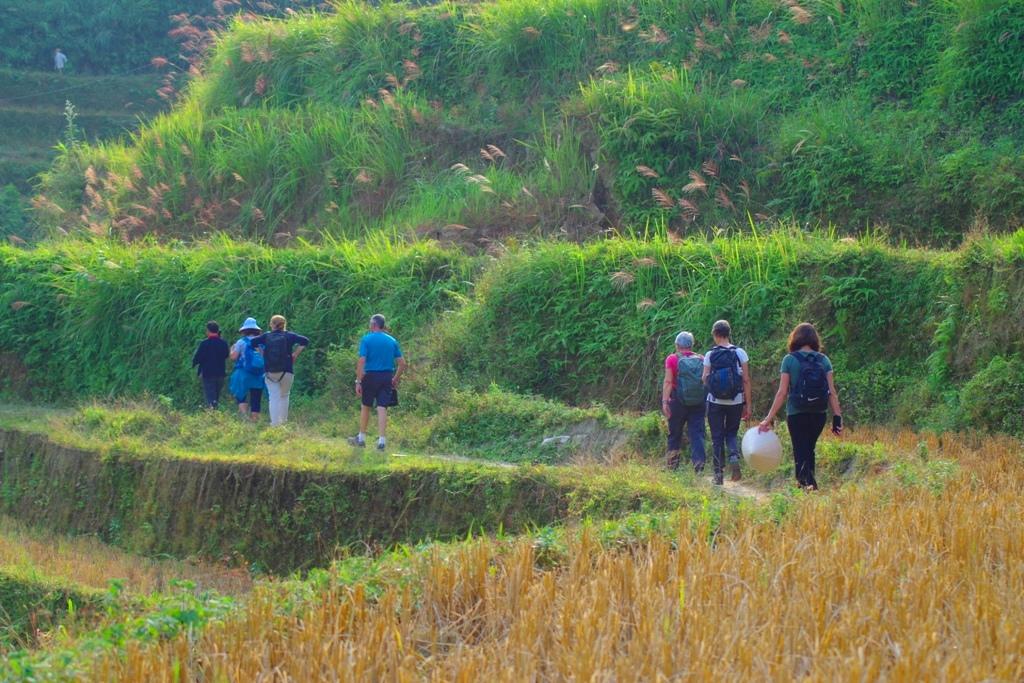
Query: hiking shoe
[
  {"left": 693, "top": 462, "right": 705, "bottom": 475},
  {"left": 713, "top": 473, "right": 724, "bottom": 486},
  {"left": 666, "top": 455, "right": 680, "bottom": 470},
  {"left": 376, "top": 440, "right": 386, "bottom": 451},
  {"left": 730, "top": 463, "right": 741, "bottom": 481},
  {"left": 348, "top": 436, "right": 366, "bottom": 448}
]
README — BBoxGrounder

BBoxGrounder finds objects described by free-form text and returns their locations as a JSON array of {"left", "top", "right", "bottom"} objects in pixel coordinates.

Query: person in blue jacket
[{"left": 229, "top": 317, "right": 266, "bottom": 422}]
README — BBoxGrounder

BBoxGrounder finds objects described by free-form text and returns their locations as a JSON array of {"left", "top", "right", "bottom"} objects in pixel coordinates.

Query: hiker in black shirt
[
  {"left": 192, "top": 321, "right": 230, "bottom": 408},
  {"left": 249, "top": 314, "right": 309, "bottom": 426}
]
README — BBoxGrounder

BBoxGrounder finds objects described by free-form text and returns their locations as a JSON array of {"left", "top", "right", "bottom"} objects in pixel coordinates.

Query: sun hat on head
[
  {"left": 239, "top": 317, "right": 262, "bottom": 333},
  {"left": 675, "top": 331, "right": 695, "bottom": 349}
]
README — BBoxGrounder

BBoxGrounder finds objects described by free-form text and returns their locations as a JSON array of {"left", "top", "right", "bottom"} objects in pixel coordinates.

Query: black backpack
[
  {"left": 262, "top": 331, "right": 291, "bottom": 374},
  {"left": 706, "top": 346, "right": 743, "bottom": 400},
  {"left": 790, "top": 352, "right": 830, "bottom": 410}
]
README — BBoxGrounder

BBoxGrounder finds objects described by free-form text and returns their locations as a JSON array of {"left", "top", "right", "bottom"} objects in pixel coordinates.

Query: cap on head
[
  {"left": 674, "top": 331, "right": 695, "bottom": 349},
  {"left": 370, "top": 313, "right": 386, "bottom": 330},
  {"left": 238, "top": 317, "right": 262, "bottom": 333},
  {"left": 712, "top": 319, "right": 732, "bottom": 340}
]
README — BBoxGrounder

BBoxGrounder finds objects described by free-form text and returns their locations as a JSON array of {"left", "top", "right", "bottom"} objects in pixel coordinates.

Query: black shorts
[{"left": 361, "top": 371, "right": 398, "bottom": 408}]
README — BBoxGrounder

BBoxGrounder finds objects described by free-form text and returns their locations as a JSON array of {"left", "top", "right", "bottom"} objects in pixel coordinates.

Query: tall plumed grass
[
  {"left": 5, "top": 230, "right": 1024, "bottom": 429},
  {"left": 0, "top": 236, "right": 473, "bottom": 403},
  {"left": 82, "top": 429, "right": 1024, "bottom": 681},
  {"left": 574, "top": 66, "right": 765, "bottom": 228},
  {"left": 436, "top": 230, "right": 951, "bottom": 417}
]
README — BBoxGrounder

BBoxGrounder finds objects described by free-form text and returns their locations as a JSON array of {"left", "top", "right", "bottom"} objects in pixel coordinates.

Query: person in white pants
[
  {"left": 265, "top": 370, "right": 294, "bottom": 426},
  {"left": 249, "top": 314, "right": 309, "bottom": 426}
]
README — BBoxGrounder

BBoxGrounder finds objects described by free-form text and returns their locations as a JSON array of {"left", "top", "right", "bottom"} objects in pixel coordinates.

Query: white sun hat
[{"left": 238, "top": 317, "right": 262, "bottom": 333}]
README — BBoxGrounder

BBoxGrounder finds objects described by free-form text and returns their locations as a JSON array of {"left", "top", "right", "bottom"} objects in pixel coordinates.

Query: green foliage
[
  {"left": 575, "top": 67, "right": 764, "bottom": 227},
  {"left": 0, "top": 238, "right": 473, "bottom": 405},
  {"left": 436, "top": 232, "right": 946, "bottom": 414},
  {"left": 425, "top": 386, "right": 613, "bottom": 463},
  {"left": 0, "top": 0, "right": 199, "bottom": 73},
  {"left": 0, "top": 0, "right": 322, "bottom": 74},
  {"left": 1, "top": 582, "right": 233, "bottom": 681},
  {"left": 958, "top": 355, "right": 1024, "bottom": 435},
  {"left": 0, "top": 571, "right": 103, "bottom": 653},
  {"left": 930, "top": 0, "right": 1024, "bottom": 127}
]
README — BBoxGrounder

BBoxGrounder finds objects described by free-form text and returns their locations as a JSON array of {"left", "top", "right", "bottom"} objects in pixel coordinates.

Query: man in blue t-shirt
[{"left": 351, "top": 314, "right": 406, "bottom": 450}]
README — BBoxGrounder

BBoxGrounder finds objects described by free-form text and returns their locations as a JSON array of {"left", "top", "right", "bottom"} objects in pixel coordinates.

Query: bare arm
[
  {"left": 355, "top": 356, "right": 366, "bottom": 395},
  {"left": 759, "top": 373, "right": 790, "bottom": 432},
  {"left": 661, "top": 369, "right": 674, "bottom": 419},
  {"left": 394, "top": 356, "right": 407, "bottom": 385},
  {"left": 230, "top": 344, "right": 241, "bottom": 362},
  {"left": 827, "top": 371, "right": 842, "bottom": 417},
  {"left": 662, "top": 370, "right": 674, "bottom": 403}
]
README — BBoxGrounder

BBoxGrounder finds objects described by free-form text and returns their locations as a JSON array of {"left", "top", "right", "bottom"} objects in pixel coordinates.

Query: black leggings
[
  {"left": 237, "top": 388, "right": 263, "bottom": 413},
  {"left": 787, "top": 412, "right": 827, "bottom": 487}
]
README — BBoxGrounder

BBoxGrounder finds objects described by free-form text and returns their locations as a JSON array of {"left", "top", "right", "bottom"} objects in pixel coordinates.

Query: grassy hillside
[
  {"left": 3, "top": 230, "right": 1024, "bottom": 436},
  {"left": 35, "top": 0, "right": 1024, "bottom": 244}
]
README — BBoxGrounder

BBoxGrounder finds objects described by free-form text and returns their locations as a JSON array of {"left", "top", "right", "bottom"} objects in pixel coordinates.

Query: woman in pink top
[{"left": 661, "top": 331, "right": 708, "bottom": 471}]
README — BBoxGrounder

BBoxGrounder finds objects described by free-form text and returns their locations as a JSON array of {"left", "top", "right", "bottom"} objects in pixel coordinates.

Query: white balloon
[{"left": 741, "top": 427, "right": 783, "bottom": 473}]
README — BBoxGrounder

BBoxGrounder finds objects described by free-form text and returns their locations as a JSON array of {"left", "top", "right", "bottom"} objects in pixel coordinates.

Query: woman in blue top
[
  {"left": 759, "top": 322, "right": 843, "bottom": 490},
  {"left": 229, "top": 317, "right": 266, "bottom": 422}
]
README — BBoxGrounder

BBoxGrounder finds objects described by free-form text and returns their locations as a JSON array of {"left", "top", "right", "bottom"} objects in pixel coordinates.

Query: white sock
[
  {"left": 357, "top": 432, "right": 366, "bottom": 442},
  {"left": 378, "top": 436, "right": 386, "bottom": 446}
]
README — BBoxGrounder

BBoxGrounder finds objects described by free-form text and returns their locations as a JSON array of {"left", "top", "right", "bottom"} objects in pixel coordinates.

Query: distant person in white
[{"left": 54, "top": 49, "right": 68, "bottom": 73}]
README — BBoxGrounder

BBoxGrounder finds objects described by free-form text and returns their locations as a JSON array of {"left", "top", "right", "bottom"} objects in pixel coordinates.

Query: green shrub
[
  {"left": 958, "top": 355, "right": 1024, "bottom": 435},
  {"left": 426, "top": 386, "right": 609, "bottom": 463}
]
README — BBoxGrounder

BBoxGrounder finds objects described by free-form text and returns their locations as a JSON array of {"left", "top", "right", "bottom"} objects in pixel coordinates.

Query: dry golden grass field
[{"left": 89, "top": 429, "right": 1023, "bottom": 682}]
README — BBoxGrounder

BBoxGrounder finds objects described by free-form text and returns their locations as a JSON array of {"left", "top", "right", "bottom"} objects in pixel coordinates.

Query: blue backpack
[
  {"left": 239, "top": 338, "right": 264, "bottom": 376},
  {"left": 706, "top": 346, "right": 743, "bottom": 400},
  {"left": 789, "top": 352, "right": 830, "bottom": 410},
  {"left": 675, "top": 355, "right": 706, "bottom": 406}
]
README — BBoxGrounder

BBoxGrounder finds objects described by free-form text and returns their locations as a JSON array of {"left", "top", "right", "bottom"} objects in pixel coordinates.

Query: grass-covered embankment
[
  {"left": 0, "top": 406, "right": 699, "bottom": 573},
  {"left": 4, "top": 231, "right": 1024, "bottom": 434},
  {"left": 37, "top": 0, "right": 1024, "bottom": 242}
]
